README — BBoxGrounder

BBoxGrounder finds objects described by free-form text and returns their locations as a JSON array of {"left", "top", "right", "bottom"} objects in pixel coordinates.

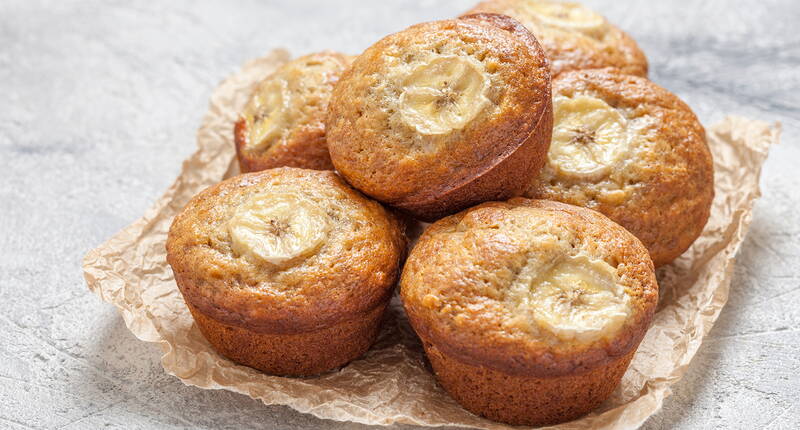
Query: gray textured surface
[{"left": 0, "top": 0, "right": 797, "bottom": 429}]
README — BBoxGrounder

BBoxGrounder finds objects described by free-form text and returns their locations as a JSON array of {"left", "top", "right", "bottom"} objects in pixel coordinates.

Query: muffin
[
  {"left": 526, "top": 69, "right": 714, "bottom": 266},
  {"left": 400, "top": 199, "right": 658, "bottom": 426},
  {"left": 234, "top": 51, "right": 352, "bottom": 172},
  {"left": 465, "top": 0, "right": 648, "bottom": 77},
  {"left": 326, "top": 14, "right": 552, "bottom": 221},
  {"left": 166, "top": 168, "right": 406, "bottom": 376}
]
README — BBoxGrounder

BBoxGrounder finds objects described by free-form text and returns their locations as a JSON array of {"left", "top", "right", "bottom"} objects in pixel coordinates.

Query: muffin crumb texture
[
  {"left": 235, "top": 52, "right": 352, "bottom": 172},
  {"left": 528, "top": 69, "right": 714, "bottom": 266},
  {"left": 326, "top": 16, "right": 552, "bottom": 220},
  {"left": 166, "top": 168, "right": 406, "bottom": 376},
  {"left": 401, "top": 199, "right": 658, "bottom": 425}
]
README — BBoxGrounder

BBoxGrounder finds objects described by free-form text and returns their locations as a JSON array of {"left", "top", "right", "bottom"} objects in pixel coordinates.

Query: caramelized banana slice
[
  {"left": 399, "top": 55, "right": 491, "bottom": 135},
  {"left": 529, "top": 253, "right": 631, "bottom": 343},
  {"left": 228, "top": 192, "right": 330, "bottom": 266},
  {"left": 242, "top": 79, "right": 291, "bottom": 151},
  {"left": 548, "top": 95, "right": 630, "bottom": 180},
  {"left": 523, "top": 1, "right": 608, "bottom": 38}
]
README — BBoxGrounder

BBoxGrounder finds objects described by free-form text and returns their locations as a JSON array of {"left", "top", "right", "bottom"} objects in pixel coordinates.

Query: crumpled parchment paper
[{"left": 83, "top": 50, "right": 779, "bottom": 430}]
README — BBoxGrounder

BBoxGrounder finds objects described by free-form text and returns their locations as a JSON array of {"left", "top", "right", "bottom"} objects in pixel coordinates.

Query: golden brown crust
[
  {"left": 527, "top": 69, "right": 714, "bottom": 266},
  {"left": 166, "top": 168, "right": 407, "bottom": 334},
  {"left": 188, "top": 301, "right": 386, "bottom": 376},
  {"left": 400, "top": 199, "right": 658, "bottom": 377},
  {"left": 326, "top": 17, "right": 552, "bottom": 221},
  {"left": 425, "top": 341, "right": 636, "bottom": 426},
  {"left": 466, "top": 0, "right": 648, "bottom": 77},
  {"left": 235, "top": 52, "right": 352, "bottom": 172}
]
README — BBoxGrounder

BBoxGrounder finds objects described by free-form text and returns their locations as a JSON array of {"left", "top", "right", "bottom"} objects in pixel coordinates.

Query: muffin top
[
  {"left": 235, "top": 51, "right": 352, "bottom": 172},
  {"left": 166, "top": 168, "right": 406, "bottom": 333},
  {"left": 526, "top": 69, "right": 714, "bottom": 266},
  {"left": 466, "top": 0, "right": 648, "bottom": 77},
  {"left": 400, "top": 199, "right": 658, "bottom": 376},
  {"left": 326, "top": 15, "right": 551, "bottom": 219}
]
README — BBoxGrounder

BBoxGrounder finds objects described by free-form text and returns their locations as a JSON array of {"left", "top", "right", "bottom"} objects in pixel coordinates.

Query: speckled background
[{"left": 1, "top": 1, "right": 798, "bottom": 429}]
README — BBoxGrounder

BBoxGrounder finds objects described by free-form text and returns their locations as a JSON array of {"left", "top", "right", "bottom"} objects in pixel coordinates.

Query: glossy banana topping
[
  {"left": 242, "top": 79, "right": 292, "bottom": 151},
  {"left": 399, "top": 55, "right": 491, "bottom": 135},
  {"left": 240, "top": 54, "right": 348, "bottom": 153},
  {"left": 527, "top": 253, "right": 630, "bottom": 343},
  {"left": 548, "top": 95, "right": 630, "bottom": 180},
  {"left": 228, "top": 192, "right": 331, "bottom": 266},
  {"left": 522, "top": 1, "right": 608, "bottom": 38}
]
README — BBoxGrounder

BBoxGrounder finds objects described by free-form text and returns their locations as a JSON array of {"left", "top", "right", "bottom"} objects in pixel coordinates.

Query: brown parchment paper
[{"left": 83, "top": 50, "right": 780, "bottom": 430}]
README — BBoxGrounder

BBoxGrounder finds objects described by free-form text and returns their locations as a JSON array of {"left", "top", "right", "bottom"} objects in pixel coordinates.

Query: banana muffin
[
  {"left": 465, "top": 0, "right": 648, "bottom": 77},
  {"left": 326, "top": 14, "right": 552, "bottom": 221},
  {"left": 526, "top": 69, "right": 714, "bottom": 266},
  {"left": 235, "top": 51, "right": 352, "bottom": 172},
  {"left": 166, "top": 168, "right": 406, "bottom": 376},
  {"left": 400, "top": 199, "right": 658, "bottom": 426}
]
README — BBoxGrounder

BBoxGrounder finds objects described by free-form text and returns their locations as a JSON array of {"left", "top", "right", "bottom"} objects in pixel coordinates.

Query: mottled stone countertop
[{"left": 1, "top": 1, "right": 797, "bottom": 429}]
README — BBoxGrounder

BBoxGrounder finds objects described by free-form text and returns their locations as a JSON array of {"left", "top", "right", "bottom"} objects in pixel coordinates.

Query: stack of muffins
[{"left": 166, "top": 1, "right": 714, "bottom": 426}]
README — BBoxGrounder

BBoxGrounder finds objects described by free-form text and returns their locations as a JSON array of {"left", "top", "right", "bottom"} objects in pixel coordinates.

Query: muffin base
[
  {"left": 424, "top": 341, "right": 636, "bottom": 426},
  {"left": 187, "top": 302, "right": 387, "bottom": 377}
]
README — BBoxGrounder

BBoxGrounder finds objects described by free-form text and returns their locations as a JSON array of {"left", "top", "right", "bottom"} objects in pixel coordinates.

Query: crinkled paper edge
[{"left": 83, "top": 51, "right": 779, "bottom": 430}]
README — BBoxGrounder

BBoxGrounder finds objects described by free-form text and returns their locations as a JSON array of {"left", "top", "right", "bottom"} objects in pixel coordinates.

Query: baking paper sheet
[{"left": 83, "top": 50, "right": 779, "bottom": 430}]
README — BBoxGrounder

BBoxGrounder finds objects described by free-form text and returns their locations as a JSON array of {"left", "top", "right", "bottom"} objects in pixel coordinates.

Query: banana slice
[
  {"left": 523, "top": 1, "right": 608, "bottom": 37},
  {"left": 399, "top": 55, "right": 491, "bottom": 135},
  {"left": 530, "top": 254, "right": 630, "bottom": 343},
  {"left": 547, "top": 95, "right": 629, "bottom": 180},
  {"left": 228, "top": 192, "right": 330, "bottom": 266},
  {"left": 243, "top": 78, "right": 291, "bottom": 151}
]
